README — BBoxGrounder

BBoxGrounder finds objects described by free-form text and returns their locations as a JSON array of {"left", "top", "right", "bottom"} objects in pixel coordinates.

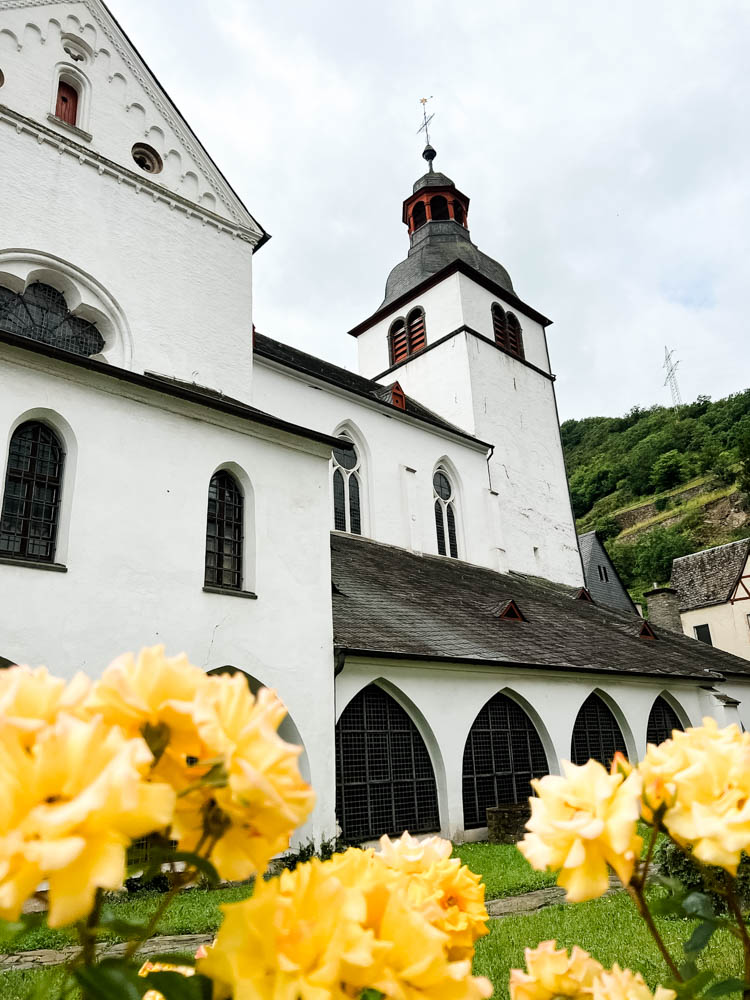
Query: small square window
[
  {"left": 597, "top": 565, "right": 609, "bottom": 583},
  {"left": 694, "top": 623, "right": 712, "bottom": 645}
]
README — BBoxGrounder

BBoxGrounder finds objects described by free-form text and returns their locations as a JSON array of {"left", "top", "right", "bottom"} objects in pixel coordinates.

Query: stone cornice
[
  {"left": 0, "top": 0, "right": 268, "bottom": 244},
  {"left": 0, "top": 104, "right": 258, "bottom": 242}
]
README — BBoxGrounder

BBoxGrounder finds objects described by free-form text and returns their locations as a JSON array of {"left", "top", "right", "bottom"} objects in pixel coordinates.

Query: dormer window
[
  {"left": 388, "top": 308, "right": 427, "bottom": 366},
  {"left": 55, "top": 80, "right": 79, "bottom": 126}
]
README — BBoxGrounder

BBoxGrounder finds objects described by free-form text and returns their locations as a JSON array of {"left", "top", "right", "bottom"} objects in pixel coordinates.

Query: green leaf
[
  {"left": 682, "top": 891, "right": 716, "bottom": 920},
  {"left": 0, "top": 911, "right": 46, "bottom": 942},
  {"left": 360, "top": 991, "right": 386, "bottom": 1000},
  {"left": 704, "top": 979, "right": 750, "bottom": 998},
  {"left": 684, "top": 919, "right": 715, "bottom": 956},
  {"left": 142, "top": 971, "right": 213, "bottom": 1000},
  {"left": 74, "top": 959, "right": 145, "bottom": 1000}
]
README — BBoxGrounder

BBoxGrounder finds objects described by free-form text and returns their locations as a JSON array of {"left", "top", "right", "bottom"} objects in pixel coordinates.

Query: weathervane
[{"left": 417, "top": 97, "right": 434, "bottom": 146}]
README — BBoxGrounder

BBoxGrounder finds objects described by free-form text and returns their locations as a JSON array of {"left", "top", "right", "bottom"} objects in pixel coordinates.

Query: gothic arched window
[
  {"left": 491, "top": 303, "right": 507, "bottom": 345},
  {"left": 389, "top": 318, "right": 408, "bottom": 366},
  {"left": 430, "top": 195, "right": 449, "bottom": 221},
  {"left": 571, "top": 693, "right": 627, "bottom": 768},
  {"left": 406, "top": 307, "right": 426, "bottom": 355},
  {"left": 0, "top": 283, "right": 103, "bottom": 357},
  {"left": 0, "top": 421, "right": 65, "bottom": 563},
  {"left": 412, "top": 201, "right": 427, "bottom": 231},
  {"left": 332, "top": 437, "right": 362, "bottom": 535},
  {"left": 647, "top": 696, "right": 684, "bottom": 747},
  {"left": 506, "top": 312, "right": 524, "bottom": 358},
  {"left": 462, "top": 693, "right": 548, "bottom": 829},
  {"left": 204, "top": 471, "right": 243, "bottom": 590},
  {"left": 491, "top": 303, "right": 524, "bottom": 360},
  {"left": 335, "top": 684, "right": 440, "bottom": 841},
  {"left": 433, "top": 467, "right": 458, "bottom": 558}
]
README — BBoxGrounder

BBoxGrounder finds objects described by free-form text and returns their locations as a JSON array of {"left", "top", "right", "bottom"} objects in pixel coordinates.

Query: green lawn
[
  {"left": 0, "top": 883, "right": 253, "bottom": 955},
  {"left": 473, "top": 890, "right": 744, "bottom": 1000},
  {"left": 452, "top": 842, "right": 556, "bottom": 900}
]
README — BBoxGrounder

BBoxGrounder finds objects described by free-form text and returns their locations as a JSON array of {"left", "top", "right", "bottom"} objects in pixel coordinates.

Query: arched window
[
  {"left": 571, "top": 693, "right": 627, "bottom": 767},
  {"left": 506, "top": 313, "right": 524, "bottom": 358},
  {"left": 430, "top": 195, "right": 449, "bottom": 221},
  {"left": 647, "top": 696, "right": 684, "bottom": 747},
  {"left": 204, "top": 471, "right": 243, "bottom": 590},
  {"left": 0, "top": 422, "right": 65, "bottom": 563},
  {"left": 433, "top": 467, "right": 458, "bottom": 558},
  {"left": 55, "top": 79, "right": 79, "bottom": 126},
  {"left": 462, "top": 693, "right": 548, "bottom": 829},
  {"left": 332, "top": 436, "right": 362, "bottom": 535},
  {"left": 412, "top": 201, "right": 427, "bottom": 230},
  {"left": 491, "top": 304, "right": 524, "bottom": 359},
  {"left": 452, "top": 200, "right": 466, "bottom": 226},
  {"left": 335, "top": 684, "right": 440, "bottom": 841},
  {"left": 406, "top": 307, "right": 426, "bottom": 354},
  {"left": 0, "top": 283, "right": 103, "bottom": 357},
  {"left": 389, "top": 318, "right": 408, "bottom": 366}
]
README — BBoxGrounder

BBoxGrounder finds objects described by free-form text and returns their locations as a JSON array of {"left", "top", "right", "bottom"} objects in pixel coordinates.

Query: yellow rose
[
  {"left": 178, "top": 674, "right": 315, "bottom": 881},
  {"left": 639, "top": 717, "right": 750, "bottom": 873},
  {"left": 0, "top": 714, "right": 175, "bottom": 927},
  {"left": 509, "top": 940, "right": 603, "bottom": 1000},
  {"left": 139, "top": 960, "right": 196, "bottom": 1000},
  {"left": 376, "top": 834, "right": 488, "bottom": 960},
  {"left": 0, "top": 665, "right": 89, "bottom": 745},
  {"left": 518, "top": 760, "right": 642, "bottom": 902},
  {"left": 591, "top": 965, "right": 675, "bottom": 1000}
]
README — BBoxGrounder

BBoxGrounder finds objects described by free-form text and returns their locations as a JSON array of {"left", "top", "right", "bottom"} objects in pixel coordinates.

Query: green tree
[
  {"left": 650, "top": 450, "right": 685, "bottom": 492},
  {"left": 633, "top": 525, "right": 695, "bottom": 585}
]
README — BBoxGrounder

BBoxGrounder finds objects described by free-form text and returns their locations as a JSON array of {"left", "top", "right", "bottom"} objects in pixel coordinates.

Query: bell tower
[{"left": 347, "top": 145, "right": 584, "bottom": 587}]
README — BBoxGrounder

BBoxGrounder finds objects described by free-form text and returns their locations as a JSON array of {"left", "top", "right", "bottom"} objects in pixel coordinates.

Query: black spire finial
[
  {"left": 417, "top": 97, "right": 435, "bottom": 170},
  {"left": 422, "top": 143, "right": 437, "bottom": 172}
]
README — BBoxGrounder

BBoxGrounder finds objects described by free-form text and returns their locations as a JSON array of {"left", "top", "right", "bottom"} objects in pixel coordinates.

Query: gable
[
  {"left": 579, "top": 531, "right": 637, "bottom": 614},
  {"left": 0, "top": 0, "right": 266, "bottom": 240},
  {"left": 672, "top": 539, "right": 750, "bottom": 611}
]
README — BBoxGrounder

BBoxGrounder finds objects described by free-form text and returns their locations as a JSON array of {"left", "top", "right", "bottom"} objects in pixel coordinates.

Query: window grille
[
  {"left": 407, "top": 308, "right": 426, "bottom": 355},
  {"left": 462, "top": 693, "right": 548, "bottom": 829},
  {"left": 570, "top": 693, "right": 627, "bottom": 767},
  {"left": 646, "top": 696, "right": 683, "bottom": 747},
  {"left": 332, "top": 437, "right": 362, "bottom": 535},
  {"left": 389, "top": 319, "right": 408, "bottom": 366},
  {"left": 0, "top": 283, "right": 103, "bottom": 357},
  {"left": 0, "top": 422, "right": 65, "bottom": 563},
  {"left": 204, "top": 471, "right": 243, "bottom": 590},
  {"left": 335, "top": 685, "right": 440, "bottom": 841},
  {"left": 433, "top": 469, "right": 458, "bottom": 558},
  {"left": 491, "top": 303, "right": 524, "bottom": 359}
]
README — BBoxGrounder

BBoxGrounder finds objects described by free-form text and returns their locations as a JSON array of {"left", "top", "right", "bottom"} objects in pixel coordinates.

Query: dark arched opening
[
  {"left": 647, "top": 696, "right": 684, "bottom": 747},
  {"left": 462, "top": 693, "right": 548, "bottom": 829},
  {"left": 430, "top": 195, "right": 449, "bottom": 221},
  {"left": 336, "top": 684, "right": 439, "bottom": 842},
  {"left": 571, "top": 693, "right": 627, "bottom": 767},
  {"left": 412, "top": 201, "right": 427, "bottom": 230}
]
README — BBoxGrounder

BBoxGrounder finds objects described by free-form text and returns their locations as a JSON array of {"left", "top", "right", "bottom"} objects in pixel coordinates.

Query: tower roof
[{"left": 380, "top": 145, "right": 514, "bottom": 309}]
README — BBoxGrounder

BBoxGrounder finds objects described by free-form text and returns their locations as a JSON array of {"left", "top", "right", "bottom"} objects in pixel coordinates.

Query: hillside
[{"left": 561, "top": 391, "right": 750, "bottom": 604}]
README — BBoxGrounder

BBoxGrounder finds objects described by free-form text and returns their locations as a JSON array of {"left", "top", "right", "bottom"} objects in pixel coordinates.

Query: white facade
[
  {"left": 2, "top": 0, "right": 749, "bottom": 850},
  {"left": 679, "top": 554, "right": 750, "bottom": 661}
]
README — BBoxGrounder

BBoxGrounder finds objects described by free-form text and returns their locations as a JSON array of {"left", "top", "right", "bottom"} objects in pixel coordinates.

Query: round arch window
[{"left": 132, "top": 143, "right": 163, "bottom": 175}]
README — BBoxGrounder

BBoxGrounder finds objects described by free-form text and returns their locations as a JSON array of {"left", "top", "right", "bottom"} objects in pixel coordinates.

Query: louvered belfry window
[
  {"left": 335, "top": 685, "right": 440, "bottom": 842},
  {"left": 407, "top": 308, "right": 426, "bottom": 355},
  {"left": 433, "top": 468, "right": 458, "bottom": 558},
  {"left": 491, "top": 303, "right": 524, "bottom": 359},
  {"left": 462, "top": 693, "right": 549, "bottom": 829},
  {"left": 55, "top": 80, "right": 79, "bottom": 126},
  {"left": 332, "top": 437, "right": 362, "bottom": 535},
  {"left": 646, "top": 696, "right": 683, "bottom": 747},
  {"left": 0, "top": 283, "right": 104, "bottom": 357},
  {"left": 204, "top": 471, "right": 243, "bottom": 590},
  {"left": 571, "top": 693, "right": 627, "bottom": 767},
  {"left": 0, "top": 422, "right": 65, "bottom": 563},
  {"left": 389, "top": 319, "right": 408, "bottom": 366}
]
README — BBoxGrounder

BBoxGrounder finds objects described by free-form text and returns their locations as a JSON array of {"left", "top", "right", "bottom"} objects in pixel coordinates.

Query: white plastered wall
[
  {"left": 252, "top": 359, "right": 497, "bottom": 567},
  {"left": 0, "top": 348, "right": 338, "bottom": 841},
  {"left": 335, "top": 658, "right": 707, "bottom": 841},
  {"left": 679, "top": 564, "right": 750, "bottom": 663}
]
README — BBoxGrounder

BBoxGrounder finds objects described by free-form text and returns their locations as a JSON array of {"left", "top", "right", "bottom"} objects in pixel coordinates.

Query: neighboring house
[
  {"left": 670, "top": 539, "right": 750, "bottom": 661},
  {"left": 578, "top": 531, "right": 638, "bottom": 614},
  {"left": 4, "top": 0, "right": 750, "bottom": 846}
]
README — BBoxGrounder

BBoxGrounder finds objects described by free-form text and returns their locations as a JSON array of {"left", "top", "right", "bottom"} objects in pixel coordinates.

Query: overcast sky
[{"left": 119, "top": 0, "right": 749, "bottom": 421}]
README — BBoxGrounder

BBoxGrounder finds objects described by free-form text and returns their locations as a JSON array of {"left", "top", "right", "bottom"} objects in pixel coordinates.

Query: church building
[{"left": 2, "top": 0, "right": 750, "bottom": 846}]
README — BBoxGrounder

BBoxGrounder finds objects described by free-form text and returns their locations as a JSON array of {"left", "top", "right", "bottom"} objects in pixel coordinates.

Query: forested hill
[{"left": 560, "top": 390, "right": 750, "bottom": 603}]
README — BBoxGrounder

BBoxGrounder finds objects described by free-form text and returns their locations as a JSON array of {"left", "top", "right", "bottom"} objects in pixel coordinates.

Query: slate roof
[
  {"left": 330, "top": 533, "right": 750, "bottom": 681},
  {"left": 381, "top": 220, "right": 515, "bottom": 309},
  {"left": 579, "top": 531, "right": 638, "bottom": 614},
  {"left": 253, "top": 332, "right": 489, "bottom": 447},
  {"left": 671, "top": 539, "right": 750, "bottom": 612}
]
